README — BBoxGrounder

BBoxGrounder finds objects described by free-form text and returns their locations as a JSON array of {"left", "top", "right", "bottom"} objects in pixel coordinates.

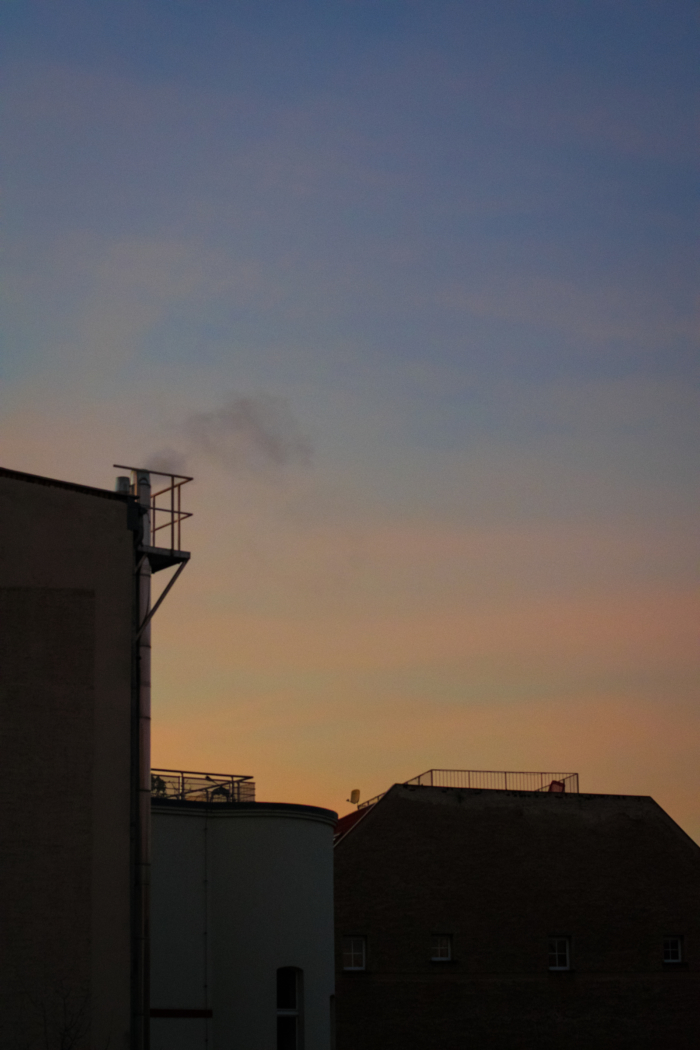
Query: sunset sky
[{"left": 2, "top": 1, "right": 699, "bottom": 836}]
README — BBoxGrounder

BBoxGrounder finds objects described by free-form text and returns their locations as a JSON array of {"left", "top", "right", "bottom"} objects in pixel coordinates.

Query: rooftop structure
[
  {"left": 151, "top": 768, "right": 256, "bottom": 804},
  {"left": 356, "top": 768, "right": 578, "bottom": 810}
]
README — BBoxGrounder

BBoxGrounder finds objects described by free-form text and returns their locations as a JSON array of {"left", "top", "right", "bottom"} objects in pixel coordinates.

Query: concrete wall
[
  {"left": 151, "top": 801, "right": 337, "bottom": 1050},
  {"left": 0, "top": 470, "right": 134, "bottom": 1050},
  {"left": 335, "top": 784, "right": 700, "bottom": 1050}
]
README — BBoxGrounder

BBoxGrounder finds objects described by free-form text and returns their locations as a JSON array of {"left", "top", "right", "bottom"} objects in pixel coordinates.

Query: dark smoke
[
  {"left": 147, "top": 447, "right": 189, "bottom": 475},
  {"left": 148, "top": 395, "right": 312, "bottom": 476}
]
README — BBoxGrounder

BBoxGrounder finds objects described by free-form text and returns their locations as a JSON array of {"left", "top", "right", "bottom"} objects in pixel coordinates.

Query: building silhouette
[
  {"left": 6, "top": 462, "right": 698, "bottom": 1050},
  {"left": 0, "top": 466, "right": 137, "bottom": 1049},
  {"left": 0, "top": 463, "right": 335, "bottom": 1050},
  {"left": 0, "top": 464, "right": 190, "bottom": 1050},
  {"left": 334, "top": 772, "right": 700, "bottom": 1050},
  {"left": 150, "top": 770, "right": 336, "bottom": 1050}
]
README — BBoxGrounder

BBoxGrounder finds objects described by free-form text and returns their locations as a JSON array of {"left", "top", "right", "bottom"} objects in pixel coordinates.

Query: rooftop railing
[
  {"left": 151, "top": 768, "right": 255, "bottom": 804},
  {"left": 113, "top": 464, "right": 193, "bottom": 552},
  {"left": 357, "top": 769, "right": 579, "bottom": 810},
  {"left": 147, "top": 472, "right": 193, "bottom": 552}
]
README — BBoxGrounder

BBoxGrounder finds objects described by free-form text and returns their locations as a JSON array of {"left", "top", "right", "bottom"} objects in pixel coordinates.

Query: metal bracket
[{"left": 135, "top": 560, "right": 188, "bottom": 641}]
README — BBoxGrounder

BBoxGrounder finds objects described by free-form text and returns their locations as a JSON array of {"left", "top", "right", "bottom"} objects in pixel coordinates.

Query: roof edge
[
  {"left": 334, "top": 794, "right": 387, "bottom": 846},
  {"left": 152, "top": 798, "right": 338, "bottom": 826},
  {"left": 398, "top": 783, "right": 660, "bottom": 802},
  {"left": 0, "top": 465, "right": 128, "bottom": 502}
]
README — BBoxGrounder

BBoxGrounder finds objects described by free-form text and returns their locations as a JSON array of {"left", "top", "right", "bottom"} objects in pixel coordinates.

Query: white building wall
[
  {"left": 150, "top": 811, "right": 209, "bottom": 1050},
  {"left": 151, "top": 801, "right": 336, "bottom": 1050}
]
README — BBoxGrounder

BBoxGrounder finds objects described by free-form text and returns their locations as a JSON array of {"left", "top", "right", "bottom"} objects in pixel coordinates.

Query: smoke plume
[{"left": 148, "top": 395, "right": 312, "bottom": 476}]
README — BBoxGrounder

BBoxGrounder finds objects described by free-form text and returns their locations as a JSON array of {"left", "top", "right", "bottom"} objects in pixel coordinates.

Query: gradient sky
[{"left": 2, "top": 1, "right": 699, "bottom": 835}]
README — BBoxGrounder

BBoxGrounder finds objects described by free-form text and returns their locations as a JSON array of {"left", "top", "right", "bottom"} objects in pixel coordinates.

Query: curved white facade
[{"left": 151, "top": 800, "right": 337, "bottom": 1050}]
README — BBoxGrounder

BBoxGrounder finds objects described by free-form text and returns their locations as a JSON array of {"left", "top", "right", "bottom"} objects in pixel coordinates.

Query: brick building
[{"left": 334, "top": 772, "right": 700, "bottom": 1050}]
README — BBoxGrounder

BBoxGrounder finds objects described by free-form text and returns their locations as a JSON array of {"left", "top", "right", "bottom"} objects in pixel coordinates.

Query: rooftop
[
  {"left": 151, "top": 768, "right": 255, "bottom": 804},
  {"left": 0, "top": 464, "right": 127, "bottom": 501},
  {"left": 356, "top": 768, "right": 578, "bottom": 810}
]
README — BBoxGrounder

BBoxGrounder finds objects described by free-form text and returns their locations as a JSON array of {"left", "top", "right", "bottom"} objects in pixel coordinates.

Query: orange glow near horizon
[{"left": 2, "top": 1, "right": 698, "bottom": 846}]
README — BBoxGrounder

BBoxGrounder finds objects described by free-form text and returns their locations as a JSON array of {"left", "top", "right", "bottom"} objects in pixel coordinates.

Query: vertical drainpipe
[
  {"left": 203, "top": 811, "right": 210, "bottom": 1050},
  {"left": 134, "top": 469, "right": 152, "bottom": 1050}
]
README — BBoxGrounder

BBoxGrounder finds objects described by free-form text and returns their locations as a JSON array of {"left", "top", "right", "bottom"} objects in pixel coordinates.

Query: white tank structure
[{"left": 150, "top": 769, "right": 337, "bottom": 1050}]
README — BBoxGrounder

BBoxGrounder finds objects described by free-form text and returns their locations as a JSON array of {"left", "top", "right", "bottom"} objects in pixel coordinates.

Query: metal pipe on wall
[
  {"left": 134, "top": 469, "right": 152, "bottom": 1050},
  {"left": 115, "top": 460, "right": 193, "bottom": 1048}
]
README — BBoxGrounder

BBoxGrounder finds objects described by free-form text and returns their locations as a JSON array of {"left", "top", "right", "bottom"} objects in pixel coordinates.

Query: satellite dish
[{"left": 349, "top": 789, "right": 360, "bottom": 805}]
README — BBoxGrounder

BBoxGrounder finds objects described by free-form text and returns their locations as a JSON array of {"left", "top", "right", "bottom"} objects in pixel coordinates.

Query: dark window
[
  {"left": 548, "top": 937, "right": 570, "bottom": 970},
  {"left": 431, "top": 934, "right": 452, "bottom": 961},
  {"left": 342, "top": 936, "right": 366, "bottom": 970},
  {"left": 664, "top": 937, "right": 683, "bottom": 963},
  {"left": 277, "top": 968, "right": 303, "bottom": 1049},
  {"left": 277, "top": 967, "right": 298, "bottom": 1010},
  {"left": 277, "top": 1015, "right": 298, "bottom": 1050}
]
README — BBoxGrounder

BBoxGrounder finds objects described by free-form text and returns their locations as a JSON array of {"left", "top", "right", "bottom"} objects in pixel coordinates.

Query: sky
[{"left": 2, "top": 1, "right": 699, "bottom": 835}]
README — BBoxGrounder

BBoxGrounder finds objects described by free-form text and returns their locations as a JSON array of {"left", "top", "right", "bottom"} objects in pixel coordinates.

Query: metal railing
[
  {"left": 357, "top": 769, "right": 579, "bottom": 809},
  {"left": 148, "top": 472, "right": 193, "bottom": 551},
  {"left": 151, "top": 768, "right": 255, "bottom": 804},
  {"left": 406, "top": 769, "right": 579, "bottom": 792},
  {"left": 114, "top": 465, "right": 193, "bottom": 551}
]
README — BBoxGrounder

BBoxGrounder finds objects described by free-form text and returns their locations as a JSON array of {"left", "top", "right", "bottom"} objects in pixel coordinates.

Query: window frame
[
  {"left": 341, "top": 936, "right": 366, "bottom": 971},
  {"left": 430, "top": 934, "right": 453, "bottom": 962},
  {"left": 548, "top": 936, "right": 571, "bottom": 971},
  {"left": 663, "top": 936, "right": 683, "bottom": 964}
]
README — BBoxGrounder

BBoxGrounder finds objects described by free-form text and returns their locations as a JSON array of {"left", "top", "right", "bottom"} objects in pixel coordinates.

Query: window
[
  {"left": 664, "top": 937, "right": 683, "bottom": 963},
  {"left": 342, "top": 936, "right": 366, "bottom": 970},
  {"left": 431, "top": 935, "right": 452, "bottom": 961},
  {"left": 548, "top": 937, "right": 570, "bottom": 970},
  {"left": 277, "top": 967, "right": 303, "bottom": 1050}
]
